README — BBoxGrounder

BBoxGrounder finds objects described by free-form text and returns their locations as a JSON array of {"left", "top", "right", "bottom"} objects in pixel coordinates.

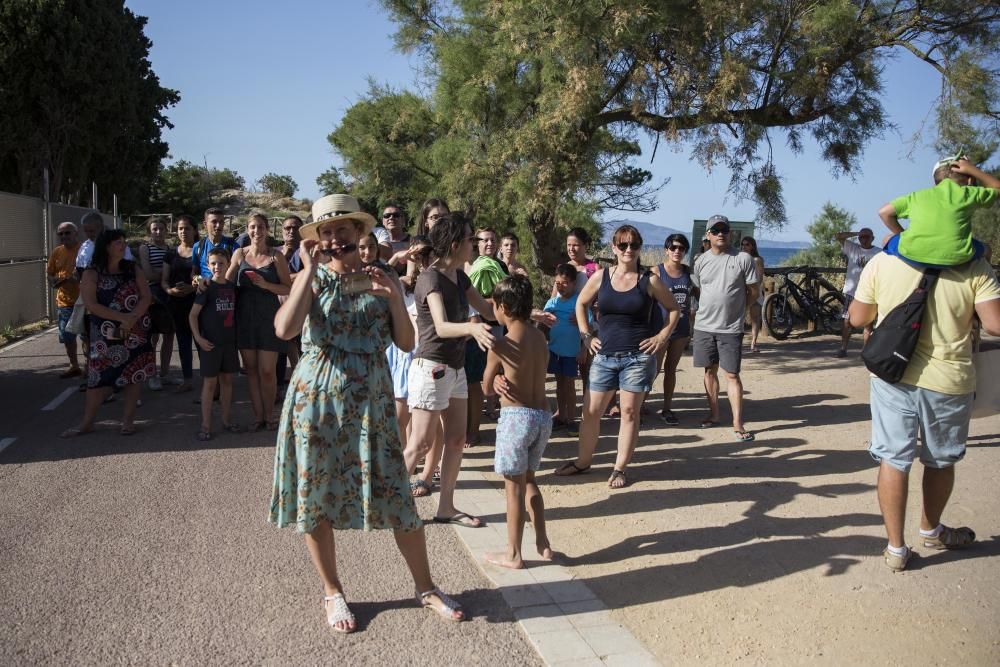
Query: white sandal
[
  {"left": 323, "top": 593, "right": 356, "bottom": 633},
  {"left": 417, "top": 587, "right": 465, "bottom": 622}
]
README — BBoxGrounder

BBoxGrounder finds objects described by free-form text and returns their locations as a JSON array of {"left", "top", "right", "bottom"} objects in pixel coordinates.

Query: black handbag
[{"left": 861, "top": 267, "right": 940, "bottom": 383}]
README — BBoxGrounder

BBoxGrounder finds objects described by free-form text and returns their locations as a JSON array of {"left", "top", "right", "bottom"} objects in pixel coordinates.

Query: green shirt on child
[{"left": 893, "top": 179, "right": 997, "bottom": 266}]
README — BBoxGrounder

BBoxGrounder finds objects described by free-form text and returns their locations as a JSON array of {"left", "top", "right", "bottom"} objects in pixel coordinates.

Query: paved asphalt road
[{"left": 0, "top": 329, "right": 541, "bottom": 665}]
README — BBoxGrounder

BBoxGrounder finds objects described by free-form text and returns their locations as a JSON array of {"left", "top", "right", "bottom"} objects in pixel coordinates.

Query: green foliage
[
  {"left": 350, "top": 0, "right": 999, "bottom": 244},
  {"left": 258, "top": 173, "right": 297, "bottom": 198},
  {"left": 783, "top": 202, "right": 858, "bottom": 267},
  {"left": 148, "top": 160, "right": 245, "bottom": 217},
  {"left": 972, "top": 165, "right": 1000, "bottom": 255},
  {"left": 316, "top": 167, "right": 352, "bottom": 197},
  {"left": 0, "top": 0, "right": 179, "bottom": 211}
]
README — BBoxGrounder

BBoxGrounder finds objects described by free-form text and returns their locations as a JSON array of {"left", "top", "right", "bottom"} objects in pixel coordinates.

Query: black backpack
[{"left": 861, "top": 267, "right": 941, "bottom": 383}]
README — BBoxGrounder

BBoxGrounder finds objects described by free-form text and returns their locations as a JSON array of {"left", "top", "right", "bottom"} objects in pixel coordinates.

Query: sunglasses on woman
[
  {"left": 667, "top": 244, "right": 687, "bottom": 252},
  {"left": 616, "top": 241, "right": 641, "bottom": 251}
]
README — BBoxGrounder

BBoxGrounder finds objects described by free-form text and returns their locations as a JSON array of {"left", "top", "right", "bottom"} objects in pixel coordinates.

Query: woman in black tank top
[{"left": 553, "top": 225, "right": 681, "bottom": 489}]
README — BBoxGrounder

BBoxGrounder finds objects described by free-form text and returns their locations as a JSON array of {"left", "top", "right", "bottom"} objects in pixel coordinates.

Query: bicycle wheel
[
  {"left": 819, "top": 292, "right": 847, "bottom": 334},
  {"left": 764, "top": 292, "right": 794, "bottom": 340}
]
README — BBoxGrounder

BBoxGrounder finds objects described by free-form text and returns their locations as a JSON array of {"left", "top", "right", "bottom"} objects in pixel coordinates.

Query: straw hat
[{"left": 299, "top": 194, "right": 377, "bottom": 241}]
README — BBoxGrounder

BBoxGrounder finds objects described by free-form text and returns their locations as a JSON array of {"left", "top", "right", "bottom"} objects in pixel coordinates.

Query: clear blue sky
[{"left": 130, "top": 0, "right": 945, "bottom": 243}]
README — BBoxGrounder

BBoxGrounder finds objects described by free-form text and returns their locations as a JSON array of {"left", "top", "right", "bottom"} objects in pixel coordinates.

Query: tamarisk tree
[{"left": 326, "top": 0, "right": 999, "bottom": 268}]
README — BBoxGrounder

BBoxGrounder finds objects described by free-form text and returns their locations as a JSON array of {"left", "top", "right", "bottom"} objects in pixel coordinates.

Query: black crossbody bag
[{"left": 861, "top": 267, "right": 941, "bottom": 383}]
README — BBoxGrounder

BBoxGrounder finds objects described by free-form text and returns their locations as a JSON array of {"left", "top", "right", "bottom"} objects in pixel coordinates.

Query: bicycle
[{"left": 763, "top": 267, "right": 846, "bottom": 340}]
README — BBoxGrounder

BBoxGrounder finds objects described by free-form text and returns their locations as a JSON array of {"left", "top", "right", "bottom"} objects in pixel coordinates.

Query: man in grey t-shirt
[
  {"left": 690, "top": 215, "right": 759, "bottom": 440},
  {"left": 834, "top": 228, "right": 880, "bottom": 357}
]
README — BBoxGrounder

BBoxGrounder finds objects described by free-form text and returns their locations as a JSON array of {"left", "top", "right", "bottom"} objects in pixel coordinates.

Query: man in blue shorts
[{"left": 849, "top": 251, "right": 1000, "bottom": 571}]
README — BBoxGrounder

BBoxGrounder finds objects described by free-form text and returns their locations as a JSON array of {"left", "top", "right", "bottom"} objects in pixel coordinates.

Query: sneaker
[
  {"left": 883, "top": 546, "right": 911, "bottom": 572},
  {"left": 147, "top": 376, "right": 163, "bottom": 391},
  {"left": 922, "top": 525, "right": 976, "bottom": 550}
]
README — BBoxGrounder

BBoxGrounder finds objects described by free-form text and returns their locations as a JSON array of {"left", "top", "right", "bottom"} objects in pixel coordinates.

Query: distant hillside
[
  {"left": 602, "top": 219, "right": 686, "bottom": 246},
  {"left": 603, "top": 218, "right": 809, "bottom": 249}
]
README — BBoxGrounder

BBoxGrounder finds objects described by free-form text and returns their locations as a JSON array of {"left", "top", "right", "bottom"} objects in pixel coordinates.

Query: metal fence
[{"left": 0, "top": 191, "right": 116, "bottom": 327}]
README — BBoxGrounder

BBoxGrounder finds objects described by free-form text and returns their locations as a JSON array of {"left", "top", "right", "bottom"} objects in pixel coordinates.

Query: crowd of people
[{"left": 43, "top": 152, "right": 1000, "bottom": 628}]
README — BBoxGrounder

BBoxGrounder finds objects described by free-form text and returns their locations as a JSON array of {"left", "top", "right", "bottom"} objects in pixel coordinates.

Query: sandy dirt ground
[{"left": 467, "top": 334, "right": 1000, "bottom": 665}]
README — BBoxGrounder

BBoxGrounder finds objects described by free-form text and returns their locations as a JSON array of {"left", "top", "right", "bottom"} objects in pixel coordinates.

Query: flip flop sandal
[
  {"left": 323, "top": 593, "right": 356, "bottom": 633},
  {"left": 608, "top": 469, "right": 628, "bottom": 489},
  {"left": 416, "top": 587, "right": 465, "bottom": 622},
  {"left": 554, "top": 461, "right": 591, "bottom": 476},
  {"left": 410, "top": 479, "right": 433, "bottom": 498},
  {"left": 432, "top": 512, "right": 482, "bottom": 528},
  {"left": 196, "top": 430, "right": 213, "bottom": 441},
  {"left": 734, "top": 430, "right": 755, "bottom": 442}
]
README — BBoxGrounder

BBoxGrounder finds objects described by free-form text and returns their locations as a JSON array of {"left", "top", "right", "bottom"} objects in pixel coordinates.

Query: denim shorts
[
  {"left": 57, "top": 305, "right": 77, "bottom": 344},
  {"left": 589, "top": 351, "right": 656, "bottom": 393},
  {"left": 868, "top": 377, "right": 971, "bottom": 473},
  {"left": 407, "top": 358, "right": 468, "bottom": 412}
]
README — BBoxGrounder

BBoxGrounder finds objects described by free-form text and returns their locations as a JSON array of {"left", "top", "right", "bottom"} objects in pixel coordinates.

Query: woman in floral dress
[
  {"left": 61, "top": 229, "right": 155, "bottom": 437},
  {"left": 269, "top": 194, "right": 464, "bottom": 634}
]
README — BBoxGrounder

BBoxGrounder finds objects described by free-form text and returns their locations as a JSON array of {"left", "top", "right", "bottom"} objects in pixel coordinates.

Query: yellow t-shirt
[
  {"left": 854, "top": 253, "right": 1000, "bottom": 394},
  {"left": 46, "top": 244, "right": 80, "bottom": 307}
]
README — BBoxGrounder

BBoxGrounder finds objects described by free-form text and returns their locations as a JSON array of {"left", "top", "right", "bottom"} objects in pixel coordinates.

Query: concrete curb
[{"left": 451, "top": 468, "right": 662, "bottom": 666}]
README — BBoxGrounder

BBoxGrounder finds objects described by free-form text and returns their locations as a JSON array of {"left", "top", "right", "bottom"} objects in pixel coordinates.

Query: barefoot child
[
  {"left": 483, "top": 275, "right": 554, "bottom": 568},
  {"left": 189, "top": 248, "right": 240, "bottom": 440},
  {"left": 544, "top": 263, "right": 588, "bottom": 435}
]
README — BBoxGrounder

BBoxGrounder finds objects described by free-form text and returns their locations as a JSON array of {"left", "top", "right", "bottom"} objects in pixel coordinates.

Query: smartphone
[
  {"left": 244, "top": 270, "right": 258, "bottom": 281},
  {"left": 432, "top": 364, "right": 446, "bottom": 380},
  {"left": 342, "top": 272, "right": 373, "bottom": 295},
  {"left": 106, "top": 325, "right": 126, "bottom": 341}
]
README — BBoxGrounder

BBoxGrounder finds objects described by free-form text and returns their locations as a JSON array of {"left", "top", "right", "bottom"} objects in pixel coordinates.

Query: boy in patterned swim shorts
[{"left": 483, "top": 275, "right": 554, "bottom": 569}]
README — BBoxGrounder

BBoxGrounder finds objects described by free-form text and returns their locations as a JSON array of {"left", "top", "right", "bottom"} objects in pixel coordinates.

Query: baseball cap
[{"left": 706, "top": 214, "right": 730, "bottom": 232}]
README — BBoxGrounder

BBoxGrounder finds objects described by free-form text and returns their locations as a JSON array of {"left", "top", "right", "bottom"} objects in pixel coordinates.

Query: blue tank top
[
  {"left": 658, "top": 264, "right": 691, "bottom": 339},
  {"left": 597, "top": 267, "right": 654, "bottom": 354}
]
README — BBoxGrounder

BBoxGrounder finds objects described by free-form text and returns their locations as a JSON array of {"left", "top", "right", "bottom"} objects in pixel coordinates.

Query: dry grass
[{"left": 0, "top": 318, "right": 50, "bottom": 348}]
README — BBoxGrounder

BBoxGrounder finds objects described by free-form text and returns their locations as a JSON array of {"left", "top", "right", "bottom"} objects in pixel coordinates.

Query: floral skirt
[{"left": 268, "top": 346, "right": 420, "bottom": 533}]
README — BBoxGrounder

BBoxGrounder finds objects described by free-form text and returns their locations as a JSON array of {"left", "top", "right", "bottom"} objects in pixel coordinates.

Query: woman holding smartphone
[
  {"left": 226, "top": 213, "right": 291, "bottom": 429},
  {"left": 270, "top": 194, "right": 464, "bottom": 632}
]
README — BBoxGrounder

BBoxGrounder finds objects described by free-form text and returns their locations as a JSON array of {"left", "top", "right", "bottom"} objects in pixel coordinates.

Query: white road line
[
  {"left": 0, "top": 326, "right": 57, "bottom": 354},
  {"left": 0, "top": 438, "right": 15, "bottom": 455},
  {"left": 42, "top": 387, "right": 76, "bottom": 411}
]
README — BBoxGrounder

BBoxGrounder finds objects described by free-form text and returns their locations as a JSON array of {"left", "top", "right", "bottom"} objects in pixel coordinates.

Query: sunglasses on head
[
  {"left": 616, "top": 241, "right": 642, "bottom": 251},
  {"left": 667, "top": 244, "right": 687, "bottom": 252}
]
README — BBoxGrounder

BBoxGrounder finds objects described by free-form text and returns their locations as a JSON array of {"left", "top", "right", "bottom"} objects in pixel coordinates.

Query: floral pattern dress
[
  {"left": 269, "top": 263, "right": 420, "bottom": 533},
  {"left": 86, "top": 265, "right": 156, "bottom": 389}
]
